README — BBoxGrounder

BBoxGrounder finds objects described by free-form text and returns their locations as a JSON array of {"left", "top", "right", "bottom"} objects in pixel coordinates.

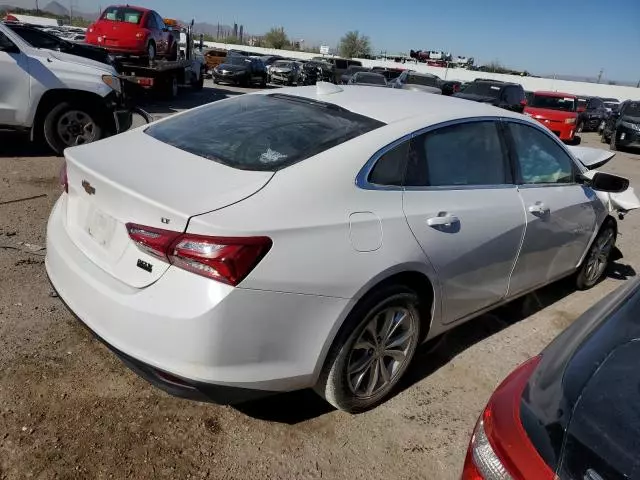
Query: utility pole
[
  {"left": 597, "top": 68, "right": 604, "bottom": 84},
  {"left": 35, "top": 0, "right": 39, "bottom": 13}
]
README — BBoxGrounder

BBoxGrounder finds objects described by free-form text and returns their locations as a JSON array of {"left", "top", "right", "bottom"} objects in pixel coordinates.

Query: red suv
[{"left": 86, "top": 5, "right": 177, "bottom": 61}]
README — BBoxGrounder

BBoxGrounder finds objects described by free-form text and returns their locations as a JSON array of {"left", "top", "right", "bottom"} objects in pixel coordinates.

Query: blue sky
[{"left": 10, "top": 0, "right": 640, "bottom": 82}]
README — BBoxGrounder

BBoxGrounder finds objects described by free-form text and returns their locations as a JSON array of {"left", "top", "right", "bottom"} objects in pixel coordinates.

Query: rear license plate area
[{"left": 86, "top": 206, "right": 117, "bottom": 247}]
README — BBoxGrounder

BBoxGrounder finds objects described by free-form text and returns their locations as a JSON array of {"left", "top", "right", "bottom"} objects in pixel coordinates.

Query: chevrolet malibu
[{"left": 46, "top": 85, "right": 635, "bottom": 413}]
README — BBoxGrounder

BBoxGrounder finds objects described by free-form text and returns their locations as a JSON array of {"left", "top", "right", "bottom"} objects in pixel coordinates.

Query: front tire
[
  {"left": 576, "top": 222, "right": 616, "bottom": 290},
  {"left": 315, "top": 285, "right": 422, "bottom": 413},
  {"left": 610, "top": 130, "right": 618, "bottom": 151},
  {"left": 43, "top": 102, "right": 106, "bottom": 155}
]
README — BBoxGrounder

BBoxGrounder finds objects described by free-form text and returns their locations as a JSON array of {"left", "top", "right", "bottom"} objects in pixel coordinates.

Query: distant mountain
[{"left": 42, "top": 0, "right": 67, "bottom": 16}]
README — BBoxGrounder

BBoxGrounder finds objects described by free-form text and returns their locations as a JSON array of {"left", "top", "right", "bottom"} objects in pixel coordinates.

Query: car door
[
  {"left": 505, "top": 120, "right": 601, "bottom": 296},
  {"left": 402, "top": 120, "right": 526, "bottom": 323},
  {"left": 0, "top": 30, "right": 29, "bottom": 126}
]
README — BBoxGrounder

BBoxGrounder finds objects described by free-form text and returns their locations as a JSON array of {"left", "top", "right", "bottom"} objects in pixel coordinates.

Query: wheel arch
[
  {"left": 31, "top": 89, "right": 115, "bottom": 142},
  {"left": 311, "top": 265, "right": 440, "bottom": 384}
]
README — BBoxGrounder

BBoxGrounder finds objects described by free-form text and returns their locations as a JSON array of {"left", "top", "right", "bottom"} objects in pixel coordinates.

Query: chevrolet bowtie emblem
[{"left": 82, "top": 180, "right": 96, "bottom": 195}]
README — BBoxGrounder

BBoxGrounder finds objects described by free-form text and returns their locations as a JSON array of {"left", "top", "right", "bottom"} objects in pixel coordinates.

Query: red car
[
  {"left": 524, "top": 91, "right": 579, "bottom": 142},
  {"left": 86, "top": 5, "right": 177, "bottom": 61}
]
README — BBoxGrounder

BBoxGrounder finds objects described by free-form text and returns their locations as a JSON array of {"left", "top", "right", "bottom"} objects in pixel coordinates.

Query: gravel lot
[{"left": 1, "top": 82, "right": 639, "bottom": 479}]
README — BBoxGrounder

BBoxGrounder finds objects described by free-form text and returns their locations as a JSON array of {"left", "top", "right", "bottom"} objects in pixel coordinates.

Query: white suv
[{"left": 0, "top": 22, "right": 132, "bottom": 154}]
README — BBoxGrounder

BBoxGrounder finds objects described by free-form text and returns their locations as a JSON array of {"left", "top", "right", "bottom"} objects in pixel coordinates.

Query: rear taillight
[
  {"left": 59, "top": 162, "right": 68, "bottom": 193},
  {"left": 126, "top": 223, "right": 272, "bottom": 286},
  {"left": 461, "top": 356, "right": 554, "bottom": 480}
]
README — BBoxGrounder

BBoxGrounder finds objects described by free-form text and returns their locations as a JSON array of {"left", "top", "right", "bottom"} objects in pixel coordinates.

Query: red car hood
[{"left": 525, "top": 106, "right": 577, "bottom": 121}]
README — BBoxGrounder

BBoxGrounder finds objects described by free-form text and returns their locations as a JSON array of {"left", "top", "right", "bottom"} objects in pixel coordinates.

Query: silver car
[{"left": 392, "top": 71, "right": 442, "bottom": 94}]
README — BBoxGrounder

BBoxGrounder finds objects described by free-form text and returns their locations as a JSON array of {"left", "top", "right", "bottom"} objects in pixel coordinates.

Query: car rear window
[
  {"left": 462, "top": 82, "right": 502, "bottom": 98},
  {"left": 354, "top": 73, "right": 386, "bottom": 85},
  {"left": 407, "top": 74, "right": 439, "bottom": 87},
  {"left": 145, "top": 94, "right": 385, "bottom": 171},
  {"left": 101, "top": 6, "right": 143, "bottom": 24}
]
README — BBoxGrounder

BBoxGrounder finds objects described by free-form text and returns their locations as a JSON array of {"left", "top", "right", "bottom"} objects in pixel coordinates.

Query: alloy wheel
[
  {"left": 346, "top": 306, "right": 417, "bottom": 398},
  {"left": 585, "top": 229, "right": 614, "bottom": 283}
]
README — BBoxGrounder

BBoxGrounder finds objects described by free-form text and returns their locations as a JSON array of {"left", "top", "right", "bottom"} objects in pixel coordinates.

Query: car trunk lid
[
  {"left": 94, "top": 18, "right": 144, "bottom": 47},
  {"left": 62, "top": 131, "right": 274, "bottom": 288}
]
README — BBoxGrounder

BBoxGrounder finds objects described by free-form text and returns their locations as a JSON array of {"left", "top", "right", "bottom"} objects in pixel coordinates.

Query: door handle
[
  {"left": 528, "top": 203, "right": 550, "bottom": 215},
  {"left": 427, "top": 214, "right": 460, "bottom": 227}
]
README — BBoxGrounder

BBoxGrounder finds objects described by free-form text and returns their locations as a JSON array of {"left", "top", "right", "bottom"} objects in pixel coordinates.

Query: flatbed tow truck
[{"left": 114, "top": 20, "right": 205, "bottom": 98}]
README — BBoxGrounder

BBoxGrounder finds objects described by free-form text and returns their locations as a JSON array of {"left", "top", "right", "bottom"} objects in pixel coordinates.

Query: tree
[
  {"left": 264, "top": 27, "right": 288, "bottom": 49},
  {"left": 338, "top": 31, "right": 371, "bottom": 59}
]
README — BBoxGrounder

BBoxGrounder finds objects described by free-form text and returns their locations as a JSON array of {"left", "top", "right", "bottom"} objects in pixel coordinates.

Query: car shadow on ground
[
  {"left": 234, "top": 255, "right": 635, "bottom": 424},
  {"left": 0, "top": 130, "right": 57, "bottom": 158}
]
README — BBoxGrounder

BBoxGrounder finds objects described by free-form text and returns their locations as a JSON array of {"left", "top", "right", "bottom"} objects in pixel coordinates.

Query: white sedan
[{"left": 46, "top": 84, "right": 636, "bottom": 412}]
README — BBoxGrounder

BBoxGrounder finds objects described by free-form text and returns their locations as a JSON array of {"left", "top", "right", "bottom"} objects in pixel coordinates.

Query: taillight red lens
[
  {"left": 462, "top": 356, "right": 554, "bottom": 480},
  {"left": 126, "top": 223, "right": 272, "bottom": 286},
  {"left": 59, "top": 162, "right": 68, "bottom": 193},
  {"left": 126, "top": 224, "right": 181, "bottom": 260}
]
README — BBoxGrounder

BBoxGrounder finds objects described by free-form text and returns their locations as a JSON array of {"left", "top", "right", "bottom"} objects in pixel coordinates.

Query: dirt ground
[{"left": 2, "top": 83, "right": 640, "bottom": 479}]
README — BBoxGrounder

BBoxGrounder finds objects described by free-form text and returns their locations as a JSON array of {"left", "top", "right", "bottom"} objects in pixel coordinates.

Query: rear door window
[
  {"left": 368, "top": 141, "right": 410, "bottom": 186},
  {"left": 407, "top": 121, "right": 509, "bottom": 187},
  {"left": 145, "top": 94, "right": 384, "bottom": 171}
]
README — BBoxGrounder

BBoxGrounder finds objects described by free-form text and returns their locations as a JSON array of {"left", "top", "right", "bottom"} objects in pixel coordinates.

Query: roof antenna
[{"left": 316, "top": 82, "right": 343, "bottom": 95}]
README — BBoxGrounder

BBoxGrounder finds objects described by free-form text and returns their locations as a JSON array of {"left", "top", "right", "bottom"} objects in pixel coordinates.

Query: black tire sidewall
[
  {"left": 43, "top": 102, "right": 103, "bottom": 155},
  {"left": 576, "top": 223, "right": 616, "bottom": 290},
  {"left": 315, "top": 285, "right": 422, "bottom": 413}
]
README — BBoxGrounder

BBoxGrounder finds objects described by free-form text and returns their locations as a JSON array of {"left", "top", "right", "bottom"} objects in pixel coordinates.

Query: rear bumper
[{"left": 45, "top": 195, "right": 349, "bottom": 398}]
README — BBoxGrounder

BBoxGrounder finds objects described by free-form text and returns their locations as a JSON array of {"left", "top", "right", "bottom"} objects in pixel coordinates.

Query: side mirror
[{"left": 585, "top": 172, "right": 629, "bottom": 193}]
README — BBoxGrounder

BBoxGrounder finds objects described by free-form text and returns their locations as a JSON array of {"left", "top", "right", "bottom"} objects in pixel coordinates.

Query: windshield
[
  {"left": 145, "top": 94, "right": 384, "bottom": 171},
  {"left": 531, "top": 95, "right": 576, "bottom": 112},
  {"left": 353, "top": 73, "right": 386, "bottom": 85},
  {"left": 101, "top": 6, "right": 144, "bottom": 24},
  {"left": 407, "top": 74, "right": 439, "bottom": 87},
  {"left": 7, "top": 26, "right": 66, "bottom": 50},
  {"left": 604, "top": 102, "right": 619, "bottom": 111},
  {"left": 622, "top": 102, "right": 640, "bottom": 117},
  {"left": 273, "top": 61, "right": 294, "bottom": 68},
  {"left": 347, "top": 66, "right": 368, "bottom": 74}
]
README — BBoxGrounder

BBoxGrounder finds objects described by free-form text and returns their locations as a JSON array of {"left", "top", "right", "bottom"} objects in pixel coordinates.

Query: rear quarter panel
[{"left": 186, "top": 120, "right": 441, "bottom": 301}]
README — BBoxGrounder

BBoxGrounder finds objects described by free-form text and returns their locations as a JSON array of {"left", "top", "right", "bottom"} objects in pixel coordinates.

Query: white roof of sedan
[{"left": 258, "top": 84, "right": 523, "bottom": 125}]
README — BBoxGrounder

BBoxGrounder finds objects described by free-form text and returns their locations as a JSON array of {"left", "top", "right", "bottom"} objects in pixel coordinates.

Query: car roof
[
  {"left": 406, "top": 71, "right": 438, "bottom": 78},
  {"left": 534, "top": 91, "right": 577, "bottom": 98},
  {"left": 108, "top": 4, "right": 150, "bottom": 12},
  {"left": 256, "top": 86, "right": 523, "bottom": 124}
]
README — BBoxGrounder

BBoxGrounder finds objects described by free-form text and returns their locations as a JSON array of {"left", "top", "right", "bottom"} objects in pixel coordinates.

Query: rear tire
[
  {"left": 314, "top": 285, "right": 422, "bottom": 413},
  {"left": 192, "top": 69, "right": 205, "bottom": 91},
  {"left": 575, "top": 221, "right": 616, "bottom": 290},
  {"left": 147, "top": 41, "right": 156, "bottom": 64},
  {"left": 168, "top": 42, "right": 178, "bottom": 61}
]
